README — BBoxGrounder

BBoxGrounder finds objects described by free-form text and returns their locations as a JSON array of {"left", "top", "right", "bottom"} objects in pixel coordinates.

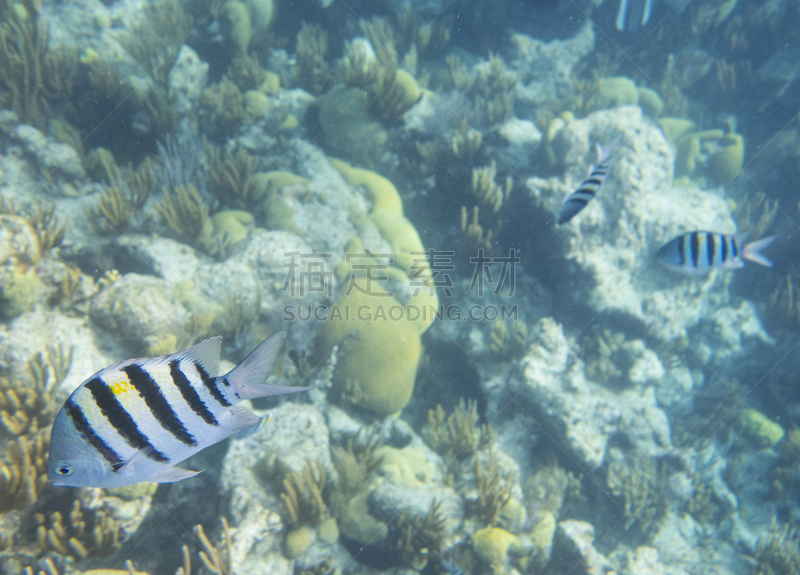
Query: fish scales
[
  {"left": 48, "top": 332, "right": 312, "bottom": 488},
  {"left": 168, "top": 359, "right": 220, "bottom": 427}
]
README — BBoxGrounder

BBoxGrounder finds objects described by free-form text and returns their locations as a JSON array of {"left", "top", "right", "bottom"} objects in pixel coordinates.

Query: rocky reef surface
[{"left": 0, "top": 0, "right": 798, "bottom": 574}]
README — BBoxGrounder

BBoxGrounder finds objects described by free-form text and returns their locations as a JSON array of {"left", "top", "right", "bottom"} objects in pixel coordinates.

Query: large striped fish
[
  {"left": 48, "top": 332, "right": 309, "bottom": 488},
  {"left": 656, "top": 231, "right": 777, "bottom": 274},
  {"left": 558, "top": 137, "right": 621, "bottom": 225}
]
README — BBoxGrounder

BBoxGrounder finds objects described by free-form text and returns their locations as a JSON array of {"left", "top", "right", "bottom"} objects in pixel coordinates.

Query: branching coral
[
  {"left": 331, "top": 429, "right": 384, "bottom": 500},
  {"left": 121, "top": 0, "right": 192, "bottom": 88},
  {"left": 0, "top": 428, "right": 50, "bottom": 512},
  {"left": 0, "top": 199, "right": 64, "bottom": 253},
  {"left": 22, "top": 202, "right": 64, "bottom": 253},
  {"left": 1, "top": 343, "right": 71, "bottom": 438},
  {"left": 205, "top": 142, "right": 263, "bottom": 210},
  {"left": 35, "top": 498, "right": 121, "bottom": 560},
  {"left": 755, "top": 521, "right": 800, "bottom": 575},
  {"left": 606, "top": 453, "right": 666, "bottom": 533},
  {"left": 358, "top": 17, "right": 421, "bottom": 121},
  {"left": 296, "top": 23, "right": 331, "bottom": 95},
  {"left": 489, "top": 321, "right": 528, "bottom": 359},
  {"left": 226, "top": 52, "right": 267, "bottom": 92},
  {"left": 0, "top": 0, "right": 77, "bottom": 128},
  {"left": 396, "top": 499, "right": 446, "bottom": 570},
  {"left": 472, "top": 162, "right": 512, "bottom": 214},
  {"left": 337, "top": 38, "right": 379, "bottom": 89},
  {"left": 474, "top": 447, "right": 513, "bottom": 528},
  {"left": 87, "top": 155, "right": 154, "bottom": 235},
  {"left": 394, "top": 3, "right": 451, "bottom": 58},
  {"left": 280, "top": 459, "right": 329, "bottom": 529},
  {"left": 156, "top": 184, "right": 213, "bottom": 249},
  {"left": 446, "top": 53, "right": 516, "bottom": 126},
  {"left": 194, "top": 518, "right": 232, "bottom": 575},
  {"left": 423, "top": 399, "right": 485, "bottom": 459},
  {"left": 732, "top": 193, "right": 778, "bottom": 240},
  {"left": 582, "top": 328, "right": 626, "bottom": 384},
  {"left": 460, "top": 206, "right": 492, "bottom": 251},
  {"left": 154, "top": 135, "right": 206, "bottom": 197},
  {"left": 405, "top": 122, "right": 482, "bottom": 178},
  {"left": 200, "top": 78, "right": 244, "bottom": 136},
  {"left": 683, "top": 473, "right": 723, "bottom": 526}
]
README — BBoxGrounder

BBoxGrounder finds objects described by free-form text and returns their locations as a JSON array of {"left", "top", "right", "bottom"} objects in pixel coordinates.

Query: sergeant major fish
[
  {"left": 656, "top": 231, "right": 777, "bottom": 274},
  {"left": 616, "top": 0, "right": 656, "bottom": 31},
  {"left": 48, "top": 331, "right": 309, "bottom": 488},
  {"left": 558, "top": 137, "right": 621, "bottom": 225}
]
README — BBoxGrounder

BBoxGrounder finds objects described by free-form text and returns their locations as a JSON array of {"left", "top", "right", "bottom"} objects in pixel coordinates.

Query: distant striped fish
[
  {"left": 48, "top": 332, "right": 309, "bottom": 488},
  {"left": 558, "top": 137, "right": 621, "bottom": 225},
  {"left": 616, "top": 0, "right": 656, "bottom": 31},
  {"left": 656, "top": 231, "right": 777, "bottom": 274}
]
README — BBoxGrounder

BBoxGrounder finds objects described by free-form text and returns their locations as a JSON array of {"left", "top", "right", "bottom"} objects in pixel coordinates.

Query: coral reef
[
  {"left": 35, "top": 499, "right": 121, "bottom": 560},
  {"left": 605, "top": 449, "right": 666, "bottom": 534},
  {"left": 423, "top": 399, "right": 488, "bottom": 461},
  {"left": 396, "top": 499, "right": 446, "bottom": 570},
  {"left": 473, "top": 447, "right": 514, "bottom": 528},
  {"left": 755, "top": 522, "right": 800, "bottom": 575},
  {"left": 0, "top": 429, "right": 50, "bottom": 513},
  {"left": 296, "top": 23, "right": 331, "bottom": 95},
  {"left": 194, "top": 518, "right": 232, "bottom": 575},
  {"left": 156, "top": 184, "right": 214, "bottom": 250}
]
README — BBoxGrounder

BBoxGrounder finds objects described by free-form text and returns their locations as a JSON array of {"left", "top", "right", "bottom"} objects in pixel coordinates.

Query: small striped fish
[
  {"left": 48, "top": 332, "right": 309, "bottom": 488},
  {"left": 558, "top": 137, "right": 621, "bottom": 225},
  {"left": 656, "top": 231, "right": 777, "bottom": 274}
]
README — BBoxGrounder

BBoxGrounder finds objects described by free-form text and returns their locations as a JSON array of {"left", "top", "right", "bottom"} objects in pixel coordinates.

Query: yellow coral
[
  {"left": 472, "top": 527, "right": 522, "bottom": 572},
  {"left": 738, "top": 408, "right": 784, "bottom": 448},
  {"left": 328, "top": 158, "right": 404, "bottom": 215}
]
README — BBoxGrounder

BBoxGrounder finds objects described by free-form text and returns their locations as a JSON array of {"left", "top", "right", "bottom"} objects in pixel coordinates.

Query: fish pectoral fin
[
  {"left": 114, "top": 445, "right": 158, "bottom": 476},
  {"left": 149, "top": 466, "right": 202, "bottom": 483}
]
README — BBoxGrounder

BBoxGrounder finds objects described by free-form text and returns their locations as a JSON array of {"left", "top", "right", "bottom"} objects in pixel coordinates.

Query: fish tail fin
[
  {"left": 597, "top": 136, "right": 622, "bottom": 163},
  {"left": 742, "top": 235, "right": 778, "bottom": 267},
  {"left": 225, "top": 331, "right": 312, "bottom": 400}
]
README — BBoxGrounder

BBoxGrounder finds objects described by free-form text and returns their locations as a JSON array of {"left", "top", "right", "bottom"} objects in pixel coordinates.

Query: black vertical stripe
[
  {"left": 707, "top": 233, "right": 716, "bottom": 266},
  {"left": 194, "top": 361, "right": 231, "bottom": 407},
  {"left": 584, "top": 177, "right": 604, "bottom": 186},
  {"left": 690, "top": 232, "right": 700, "bottom": 267},
  {"left": 123, "top": 365, "right": 197, "bottom": 446},
  {"left": 678, "top": 235, "right": 686, "bottom": 266},
  {"left": 721, "top": 234, "right": 728, "bottom": 263},
  {"left": 731, "top": 236, "right": 739, "bottom": 258},
  {"left": 169, "top": 360, "right": 219, "bottom": 427},
  {"left": 65, "top": 399, "right": 122, "bottom": 466},
  {"left": 85, "top": 378, "right": 169, "bottom": 462}
]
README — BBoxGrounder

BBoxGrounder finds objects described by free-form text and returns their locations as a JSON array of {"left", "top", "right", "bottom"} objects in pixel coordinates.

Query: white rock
[
  {"left": 506, "top": 318, "right": 671, "bottom": 469},
  {"left": 0, "top": 310, "right": 114, "bottom": 393}
]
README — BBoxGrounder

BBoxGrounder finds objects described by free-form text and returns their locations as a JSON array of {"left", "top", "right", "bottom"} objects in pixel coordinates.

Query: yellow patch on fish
[{"left": 106, "top": 375, "right": 134, "bottom": 396}]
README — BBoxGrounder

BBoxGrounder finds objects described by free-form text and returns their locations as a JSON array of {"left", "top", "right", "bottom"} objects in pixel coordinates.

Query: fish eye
[{"left": 54, "top": 462, "right": 73, "bottom": 476}]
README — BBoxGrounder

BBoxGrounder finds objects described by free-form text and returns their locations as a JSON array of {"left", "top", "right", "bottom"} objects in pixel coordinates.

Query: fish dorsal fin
[
  {"left": 149, "top": 466, "right": 202, "bottom": 483},
  {"left": 179, "top": 336, "right": 222, "bottom": 378}
]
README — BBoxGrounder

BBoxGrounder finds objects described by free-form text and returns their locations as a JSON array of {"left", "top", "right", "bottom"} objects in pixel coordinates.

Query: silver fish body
[
  {"left": 558, "top": 137, "right": 620, "bottom": 225},
  {"left": 656, "top": 231, "right": 776, "bottom": 274},
  {"left": 48, "top": 331, "right": 309, "bottom": 488}
]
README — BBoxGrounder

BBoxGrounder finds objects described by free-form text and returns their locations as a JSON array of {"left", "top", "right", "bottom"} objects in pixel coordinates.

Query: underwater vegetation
[
  {"left": 0, "top": 0, "right": 798, "bottom": 573},
  {"left": 754, "top": 521, "right": 800, "bottom": 575}
]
